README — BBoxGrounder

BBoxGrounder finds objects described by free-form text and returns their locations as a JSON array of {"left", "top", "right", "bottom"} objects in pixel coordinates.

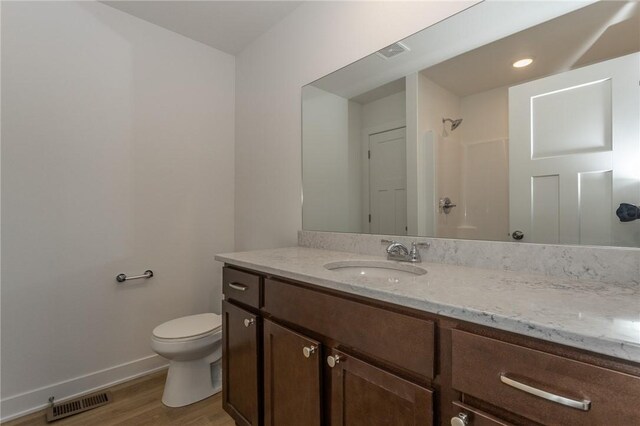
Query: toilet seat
[{"left": 153, "top": 313, "right": 222, "bottom": 341}]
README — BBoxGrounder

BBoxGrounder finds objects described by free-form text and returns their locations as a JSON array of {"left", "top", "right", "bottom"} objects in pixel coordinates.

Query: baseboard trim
[{"left": 0, "top": 354, "right": 169, "bottom": 422}]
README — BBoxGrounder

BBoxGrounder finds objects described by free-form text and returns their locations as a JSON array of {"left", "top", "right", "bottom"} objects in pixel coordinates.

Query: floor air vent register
[{"left": 46, "top": 391, "right": 112, "bottom": 422}]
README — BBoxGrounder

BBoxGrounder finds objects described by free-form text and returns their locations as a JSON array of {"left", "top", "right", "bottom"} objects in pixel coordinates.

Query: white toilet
[{"left": 151, "top": 313, "right": 222, "bottom": 407}]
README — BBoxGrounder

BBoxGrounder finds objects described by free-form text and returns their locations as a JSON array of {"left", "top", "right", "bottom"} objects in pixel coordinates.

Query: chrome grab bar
[
  {"left": 116, "top": 270, "right": 153, "bottom": 283},
  {"left": 500, "top": 373, "right": 591, "bottom": 411},
  {"left": 228, "top": 282, "right": 248, "bottom": 291}
]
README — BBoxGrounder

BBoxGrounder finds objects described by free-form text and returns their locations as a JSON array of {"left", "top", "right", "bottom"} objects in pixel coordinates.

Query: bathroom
[{"left": 1, "top": 1, "right": 639, "bottom": 425}]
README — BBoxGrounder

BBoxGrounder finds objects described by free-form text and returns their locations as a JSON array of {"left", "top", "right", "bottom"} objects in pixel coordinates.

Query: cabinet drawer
[
  {"left": 450, "top": 401, "right": 511, "bottom": 426},
  {"left": 223, "top": 267, "right": 261, "bottom": 308},
  {"left": 452, "top": 330, "right": 640, "bottom": 425},
  {"left": 264, "top": 278, "right": 435, "bottom": 379}
]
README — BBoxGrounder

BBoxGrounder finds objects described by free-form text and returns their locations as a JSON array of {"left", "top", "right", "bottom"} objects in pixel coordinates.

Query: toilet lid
[{"left": 153, "top": 313, "right": 222, "bottom": 340}]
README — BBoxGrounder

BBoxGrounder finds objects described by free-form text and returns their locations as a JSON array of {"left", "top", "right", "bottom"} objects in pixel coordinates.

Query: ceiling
[
  {"left": 350, "top": 78, "right": 405, "bottom": 105},
  {"left": 422, "top": 1, "right": 640, "bottom": 97},
  {"left": 311, "top": 1, "right": 590, "bottom": 100},
  {"left": 103, "top": 1, "right": 301, "bottom": 55}
]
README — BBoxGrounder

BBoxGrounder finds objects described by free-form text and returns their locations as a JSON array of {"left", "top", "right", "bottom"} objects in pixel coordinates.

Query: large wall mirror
[{"left": 302, "top": 1, "right": 640, "bottom": 247}]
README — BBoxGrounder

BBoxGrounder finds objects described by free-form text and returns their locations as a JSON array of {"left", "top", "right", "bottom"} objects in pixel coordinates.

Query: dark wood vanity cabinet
[
  {"left": 222, "top": 300, "right": 260, "bottom": 426},
  {"left": 450, "top": 402, "right": 511, "bottom": 426},
  {"left": 328, "top": 348, "right": 433, "bottom": 425},
  {"left": 222, "top": 265, "right": 640, "bottom": 426},
  {"left": 222, "top": 266, "right": 264, "bottom": 426},
  {"left": 263, "top": 319, "right": 322, "bottom": 426},
  {"left": 262, "top": 318, "right": 434, "bottom": 426},
  {"left": 260, "top": 277, "right": 435, "bottom": 425},
  {"left": 262, "top": 277, "right": 436, "bottom": 379},
  {"left": 451, "top": 330, "right": 640, "bottom": 425}
]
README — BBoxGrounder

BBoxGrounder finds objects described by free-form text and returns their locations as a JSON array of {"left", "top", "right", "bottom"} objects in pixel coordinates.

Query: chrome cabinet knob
[
  {"left": 327, "top": 354, "right": 342, "bottom": 368},
  {"left": 243, "top": 318, "right": 255, "bottom": 327},
  {"left": 512, "top": 230, "right": 524, "bottom": 240},
  {"left": 303, "top": 345, "right": 317, "bottom": 358},
  {"left": 450, "top": 412, "right": 469, "bottom": 426}
]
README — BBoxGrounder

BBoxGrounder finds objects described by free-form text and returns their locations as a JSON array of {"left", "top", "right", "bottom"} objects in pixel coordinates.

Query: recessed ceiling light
[{"left": 513, "top": 58, "right": 533, "bottom": 68}]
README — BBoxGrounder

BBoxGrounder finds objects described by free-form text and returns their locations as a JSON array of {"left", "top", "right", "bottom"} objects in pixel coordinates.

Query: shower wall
[
  {"left": 417, "top": 74, "right": 509, "bottom": 240},
  {"left": 417, "top": 74, "right": 462, "bottom": 238},
  {"left": 459, "top": 87, "right": 509, "bottom": 241}
]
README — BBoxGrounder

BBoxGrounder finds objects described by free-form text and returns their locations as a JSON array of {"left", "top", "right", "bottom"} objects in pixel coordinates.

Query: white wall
[
  {"left": 1, "top": 2, "right": 235, "bottom": 420},
  {"left": 302, "top": 87, "right": 367, "bottom": 234},
  {"left": 348, "top": 101, "right": 363, "bottom": 233},
  {"left": 302, "top": 86, "right": 350, "bottom": 232},
  {"left": 361, "top": 91, "right": 406, "bottom": 130},
  {"left": 235, "top": 1, "right": 476, "bottom": 250}
]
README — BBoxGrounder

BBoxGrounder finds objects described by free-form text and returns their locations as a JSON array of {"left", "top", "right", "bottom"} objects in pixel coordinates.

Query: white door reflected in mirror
[
  {"left": 369, "top": 127, "right": 407, "bottom": 236},
  {"left": 509, "top": 53, "right": 639, "bottom": 246}
]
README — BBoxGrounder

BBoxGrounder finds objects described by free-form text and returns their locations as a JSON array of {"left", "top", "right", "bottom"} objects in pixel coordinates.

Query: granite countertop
[{"left": 215, "top": 247, "right": 640, "bottom": 363}]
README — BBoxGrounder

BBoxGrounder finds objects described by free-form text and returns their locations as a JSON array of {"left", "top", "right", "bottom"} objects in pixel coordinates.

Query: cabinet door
[
  {"left": 222, "top": 300, "right": 260, "bottom": 426},
  {"left": 328, "top": 349, "right": 433, "bottom": 426},
  {"left": 264, "top": 320, "right": 322, "bottom": 426}
]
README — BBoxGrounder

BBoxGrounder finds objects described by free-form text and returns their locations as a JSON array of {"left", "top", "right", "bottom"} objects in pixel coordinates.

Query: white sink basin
[{"left": 323, "top": 260, "right": 427, "bottom": 279}]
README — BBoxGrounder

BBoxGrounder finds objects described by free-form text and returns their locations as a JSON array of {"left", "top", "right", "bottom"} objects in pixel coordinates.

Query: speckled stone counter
[{"left": 216, "top": 247, "right": 640, "bottom": 363}]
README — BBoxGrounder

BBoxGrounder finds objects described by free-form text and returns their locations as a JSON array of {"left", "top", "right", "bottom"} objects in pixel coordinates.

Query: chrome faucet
[{"left": 381, "top": 239, "right": 430, "bottom": 263}]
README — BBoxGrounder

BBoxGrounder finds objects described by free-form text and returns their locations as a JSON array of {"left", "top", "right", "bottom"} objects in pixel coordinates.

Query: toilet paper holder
[{"left": 116, "top": 270, "right": 153, "bottom": 283}]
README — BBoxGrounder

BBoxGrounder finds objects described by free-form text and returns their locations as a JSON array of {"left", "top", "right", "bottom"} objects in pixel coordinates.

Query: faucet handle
[
  {"left": 408, "top": 241, "right": 430, "bottom": 263},
  {"left": 411, "top": 241, "right": 431, "bottom": 249},
  {"left": 381, "top": 239, "right": 397, "bottom": 245}
]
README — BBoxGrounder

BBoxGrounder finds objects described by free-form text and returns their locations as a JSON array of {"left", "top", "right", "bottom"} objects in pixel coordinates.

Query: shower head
[{"left": 443, "top": 118, "right": 463, "bottom": 131}]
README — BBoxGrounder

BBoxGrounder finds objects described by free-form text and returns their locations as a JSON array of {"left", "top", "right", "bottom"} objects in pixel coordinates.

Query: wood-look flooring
[{"left": 3, "top": 370, "right": 234, "bottom": 426}]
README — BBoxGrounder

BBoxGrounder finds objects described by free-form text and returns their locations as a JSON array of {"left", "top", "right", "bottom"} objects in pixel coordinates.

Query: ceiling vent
[{"left": 376, "top": 42, "right": 410, "bottom": 60}]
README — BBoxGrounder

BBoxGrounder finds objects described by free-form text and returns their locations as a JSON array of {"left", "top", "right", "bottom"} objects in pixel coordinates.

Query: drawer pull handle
[
  {"left": 228, "top": 282, "right": 248, "bottom": 291},
  {"left": 302, "top": 345, "right": 317, "bottom": 358},
  {"left": 450, "top": 412, "right": 469, "bottom": 426},
  {"left": 500, "top": 374, "right": 591, "bottom": 411},
  {"left": 327, "top": 354, "right": 342, "bottom": 368},
  {"left": 243, "top": 318, "right": 255, "bottom": 327}
]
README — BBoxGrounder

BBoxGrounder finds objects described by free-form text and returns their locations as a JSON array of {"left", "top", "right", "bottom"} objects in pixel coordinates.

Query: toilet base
[{"left": 162, "top": 356, "right": 222, "bottom": 407}]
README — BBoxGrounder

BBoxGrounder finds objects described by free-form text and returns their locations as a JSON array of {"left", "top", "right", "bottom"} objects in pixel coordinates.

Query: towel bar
[{"left": 116, "top": 270, "right": 153, "bottom": 283}]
